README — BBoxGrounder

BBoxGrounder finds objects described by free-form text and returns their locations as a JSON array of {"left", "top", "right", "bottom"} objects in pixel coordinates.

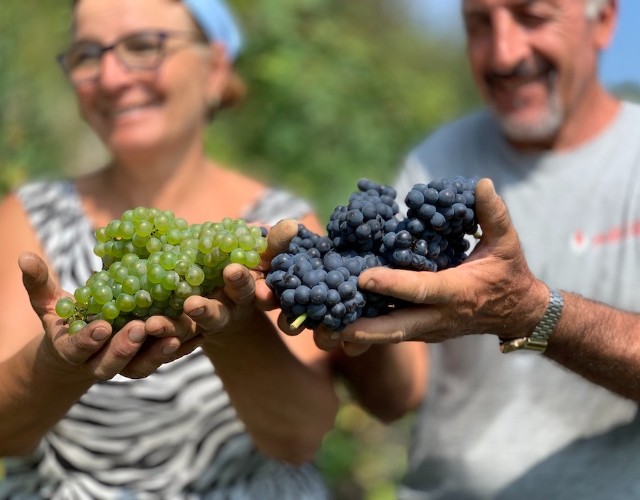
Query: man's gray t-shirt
[{"left": 394, "top": 102, "right": 640, "bottom": 499}]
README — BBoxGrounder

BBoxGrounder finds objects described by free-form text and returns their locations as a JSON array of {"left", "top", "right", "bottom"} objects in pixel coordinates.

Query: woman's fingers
[
  {"left": 19, "top": 252, "right": 63, "bottom": 318},
  {"left": 258, "top": 219, "right": 298, "bottom": 270}
]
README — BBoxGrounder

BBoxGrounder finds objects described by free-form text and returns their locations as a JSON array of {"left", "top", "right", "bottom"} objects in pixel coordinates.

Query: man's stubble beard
[{"left": 492, "top": 77, "right": 565, "bottom": 144}]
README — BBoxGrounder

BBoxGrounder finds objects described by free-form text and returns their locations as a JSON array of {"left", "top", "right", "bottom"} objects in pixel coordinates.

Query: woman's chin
[{"left": 105, "top": 134, "right": 165, "bottom": 157}]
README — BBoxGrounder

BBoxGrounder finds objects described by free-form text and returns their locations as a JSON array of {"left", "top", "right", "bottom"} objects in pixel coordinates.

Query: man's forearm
[{"left": 544, "top": 292, "right": 640, "bottom": 402}]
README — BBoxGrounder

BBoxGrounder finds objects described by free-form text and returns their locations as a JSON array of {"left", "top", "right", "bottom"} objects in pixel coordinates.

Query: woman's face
[{"left": 70, "top": 0, "right": 226, "bottom": 156}]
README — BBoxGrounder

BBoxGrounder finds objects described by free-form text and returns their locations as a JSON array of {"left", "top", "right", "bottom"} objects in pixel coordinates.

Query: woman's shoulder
[
  {"left": 15, "top": 179, "right": 78, "bottom": 210},
  {"left": 211, "top": 165, "right": 313, "bottom": 224},
  {"left": 245, "top": 187, "right": 313, "bottom": 225},
  {"left": 0, "top": 180, "right": 74, "bottom": 224},
  {"left": 12, "top": 178, "right": 92, "bottom": 243}
]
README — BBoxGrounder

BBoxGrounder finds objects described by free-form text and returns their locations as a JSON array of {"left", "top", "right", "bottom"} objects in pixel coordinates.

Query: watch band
[{"left": 499, "top": 288, "right": 564, "bottom": 354}]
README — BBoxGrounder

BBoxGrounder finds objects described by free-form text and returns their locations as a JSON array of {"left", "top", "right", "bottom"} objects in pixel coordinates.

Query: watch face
[
  {"left": 499, "top": 337, "right": 528, "bottom": 353},
  {"left": 499, "top": 338, "right": 547, "bottom": 353}
]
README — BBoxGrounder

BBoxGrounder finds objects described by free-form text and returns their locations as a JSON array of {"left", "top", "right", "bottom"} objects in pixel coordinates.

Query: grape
[
  {"left": 55, "top": 209, "right": 269, "bottom": 332},
  {"left": 267, "top": 176, "right": 480, "bottom": 331},
  {"left": 378, "top": 176, "right": 480, "bottom": 271},
  {"left": 55, "top": 297, "right": 76, "bottom": 320},
  {"left": 327, "top": 179, "right": 400, "bottom": 254},
  {"left": 267, "top": 249, "right": 392, "bottom": 331},
  {"left": 68, "top": 320, "right": 87, "bottom": 335}
]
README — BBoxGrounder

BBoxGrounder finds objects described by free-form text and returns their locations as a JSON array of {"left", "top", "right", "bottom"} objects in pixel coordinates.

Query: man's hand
[{"left": 313, "top": 178, "right": 549, "bottom": 350}]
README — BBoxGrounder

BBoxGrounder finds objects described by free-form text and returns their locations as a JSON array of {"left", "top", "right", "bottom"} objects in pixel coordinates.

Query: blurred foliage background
[
  {"left": 0, "top": 0, "right": 481, "bottom": 219},
  {"left": 2, "top": 1, "right": 639, "bottom": 499}
]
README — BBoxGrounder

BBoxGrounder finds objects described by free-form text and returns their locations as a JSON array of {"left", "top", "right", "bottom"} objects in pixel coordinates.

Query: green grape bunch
[{"left": 55, "top": 207, "right": 268, "bottom": 334}]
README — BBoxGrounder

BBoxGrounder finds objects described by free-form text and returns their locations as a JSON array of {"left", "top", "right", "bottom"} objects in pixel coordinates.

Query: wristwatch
[{"left": 499, "top": 288, "right": 564, "bottom": 354}]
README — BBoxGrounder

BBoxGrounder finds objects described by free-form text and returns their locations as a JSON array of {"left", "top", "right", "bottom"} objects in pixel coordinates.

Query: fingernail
[
  {"left": 92, "top": 328, "right": 110, "bottom": 341},
  {"left": 162, "top": 344, "right": 179, "bottom": 356},
  {"left": 188, "top": 308, "right": 205, "bottom": 318},
  {"left": 128, "top": 326, "right": 146, "bottom": 343}
]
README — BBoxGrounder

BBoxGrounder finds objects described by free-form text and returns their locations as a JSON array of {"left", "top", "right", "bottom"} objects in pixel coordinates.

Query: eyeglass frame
[{"left": 56, "top": 30, "right": 206, "bottom": 86}]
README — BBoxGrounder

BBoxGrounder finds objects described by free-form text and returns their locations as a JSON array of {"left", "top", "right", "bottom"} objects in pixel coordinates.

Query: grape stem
[{"left": 291, "top": 313, "right": 308, "bottom": 330}]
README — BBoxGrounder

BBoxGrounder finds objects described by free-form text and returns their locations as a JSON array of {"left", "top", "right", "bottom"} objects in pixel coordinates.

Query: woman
[{"left": 0, "top": 0, "right": 338, "bottom": 497}]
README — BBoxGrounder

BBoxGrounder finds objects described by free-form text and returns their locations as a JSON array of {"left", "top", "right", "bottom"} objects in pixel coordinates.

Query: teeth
[{"left": 111, "top": 104, "right": 147, "bottom": 117}]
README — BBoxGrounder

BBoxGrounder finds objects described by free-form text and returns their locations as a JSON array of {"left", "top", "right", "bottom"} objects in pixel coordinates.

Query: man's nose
[{"left": 489, "top": 10, "right": 529, "bottom": 74}]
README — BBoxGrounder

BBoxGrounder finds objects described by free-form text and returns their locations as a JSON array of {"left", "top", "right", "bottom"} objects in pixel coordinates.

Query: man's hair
[{"left": 585, "top": 0, "right": 609, "bottom": 20}]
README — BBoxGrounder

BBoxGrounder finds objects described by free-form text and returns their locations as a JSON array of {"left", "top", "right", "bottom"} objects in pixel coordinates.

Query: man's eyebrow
[{"left": 463, "top": 0, "right": 539, "bottom": 15}]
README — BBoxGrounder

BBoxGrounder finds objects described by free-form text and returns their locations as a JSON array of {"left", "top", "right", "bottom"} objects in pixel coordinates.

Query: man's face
[{"left": 462, "top": 0, "right": 609, "bottom": 146}]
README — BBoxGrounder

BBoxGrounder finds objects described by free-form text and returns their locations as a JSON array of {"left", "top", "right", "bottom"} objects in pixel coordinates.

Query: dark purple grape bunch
[
  {"left": 380, "top": 176, "right": 479, "bottom": 271},
  {"left": 266, "top": 249, "right": 390, "bottom": 331},
  {"left": 378, "top": 218, "right": 440, "bottom": 271},
  {"left": 287, "top": 224, "right": 334, "bottom": 260},
  {"left": 327, "top": 179, "right": 400, "bottom": 253},
  {"left": 405, "top": 176, "right": 478, "bottom": 238},
  {"left": 266, "top": 176, "right": 480, "bottom": 331}
]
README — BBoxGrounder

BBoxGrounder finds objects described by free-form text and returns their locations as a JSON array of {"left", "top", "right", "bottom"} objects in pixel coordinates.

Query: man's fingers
[
  {"left": 343, "top": 326, "right": 407, "bottom": 344},
  {"left": 312, "top": 327, "right": 373, "bottom": 355},
  {"left": 474, "top": 178, "right": 514, "bottom": 243},
  {"left": 358, "top": 266, "right": 458, "bottom": 305},
  {"left": 341, "top": 341, "right": 372, "bottom": 356},
  {"left": 337, "top": 308, "right": 436, "bottom": 344},
  {"left": 313, "top": 328, "right": 342, "bottom": 351}
]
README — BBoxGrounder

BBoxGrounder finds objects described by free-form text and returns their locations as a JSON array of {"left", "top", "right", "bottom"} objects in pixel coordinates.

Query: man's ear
[{"left": 593, "top": 0, "right": 618, "bottom": 51}]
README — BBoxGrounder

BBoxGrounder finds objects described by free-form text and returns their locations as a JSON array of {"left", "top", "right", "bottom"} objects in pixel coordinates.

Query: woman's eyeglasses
[{"left": 56, "top": 30, "right": 204, "bottom": 86}]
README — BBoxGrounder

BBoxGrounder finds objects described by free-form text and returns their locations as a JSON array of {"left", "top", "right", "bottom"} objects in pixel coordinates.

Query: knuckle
[
  {"left": 109, "top": 342, "right": 138, "bottom": 361},
  {"left": 70, "top": 338, "right": 102, "bottom": 358},
  {"left": 92, "top": 368, "right": 115, "bottom": 382},
  {"left": 122, "top": 366, "right": 153, "bottom": 380},
  {"left": 414, "top": 279, "right": 433, "bottom": 303}
]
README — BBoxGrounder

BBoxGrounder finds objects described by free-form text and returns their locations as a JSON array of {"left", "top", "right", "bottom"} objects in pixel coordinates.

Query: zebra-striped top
[{"left": 1, "top": 180, "right": 330, "bottom": 500}]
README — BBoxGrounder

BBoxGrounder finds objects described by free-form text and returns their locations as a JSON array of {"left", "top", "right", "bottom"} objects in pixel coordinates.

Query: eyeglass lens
[{"left": 61, "top": 32, "right": 168, "bottom": 84}]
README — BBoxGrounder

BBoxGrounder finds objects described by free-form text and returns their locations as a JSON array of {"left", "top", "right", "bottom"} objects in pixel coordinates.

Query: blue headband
[{"left": 182, "top": 0, "right": 243, "bottom": 61}]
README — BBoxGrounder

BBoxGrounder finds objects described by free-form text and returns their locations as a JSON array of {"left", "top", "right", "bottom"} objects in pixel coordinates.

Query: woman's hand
[
  {"left": 182, "top": 262, "right": 261, "bottom": 342},
  {"left": 184, "top": 218, "right": 300, "bottom": 342},
  {"left": 19, "top": 252, "right": 202, "bottom": 381},
  {"left": 254, "top": 218, "right": 299, "bottom": 310}
]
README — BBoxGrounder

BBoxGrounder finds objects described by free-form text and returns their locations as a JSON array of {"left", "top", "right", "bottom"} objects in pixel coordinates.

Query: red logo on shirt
[{"left": 571, "top": 221, "right": 640, "bottom": 252}]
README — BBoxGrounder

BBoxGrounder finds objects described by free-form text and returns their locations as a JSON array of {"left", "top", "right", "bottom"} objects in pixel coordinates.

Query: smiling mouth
[
  {"left": 111, "top": 106, "right": 147, "bottom": 117},
  {"left": 108, "top": 101, "right": 160, "bottom": 118},
  {"left": 488, "top": 68, "right": 556, "bottom": 107}
]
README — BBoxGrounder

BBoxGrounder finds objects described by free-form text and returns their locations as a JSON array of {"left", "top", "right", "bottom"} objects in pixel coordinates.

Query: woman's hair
[
  {"left": 176, "top": 0, "right": 246, "bottom": 113},
  {"left": 70, "top": 0, "right": 246, "bottom": 113}
]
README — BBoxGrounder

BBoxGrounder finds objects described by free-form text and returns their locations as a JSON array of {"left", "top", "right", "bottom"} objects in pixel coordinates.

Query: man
[{"left": 316, "top": 0, "right": 640, "bottom": 498}]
